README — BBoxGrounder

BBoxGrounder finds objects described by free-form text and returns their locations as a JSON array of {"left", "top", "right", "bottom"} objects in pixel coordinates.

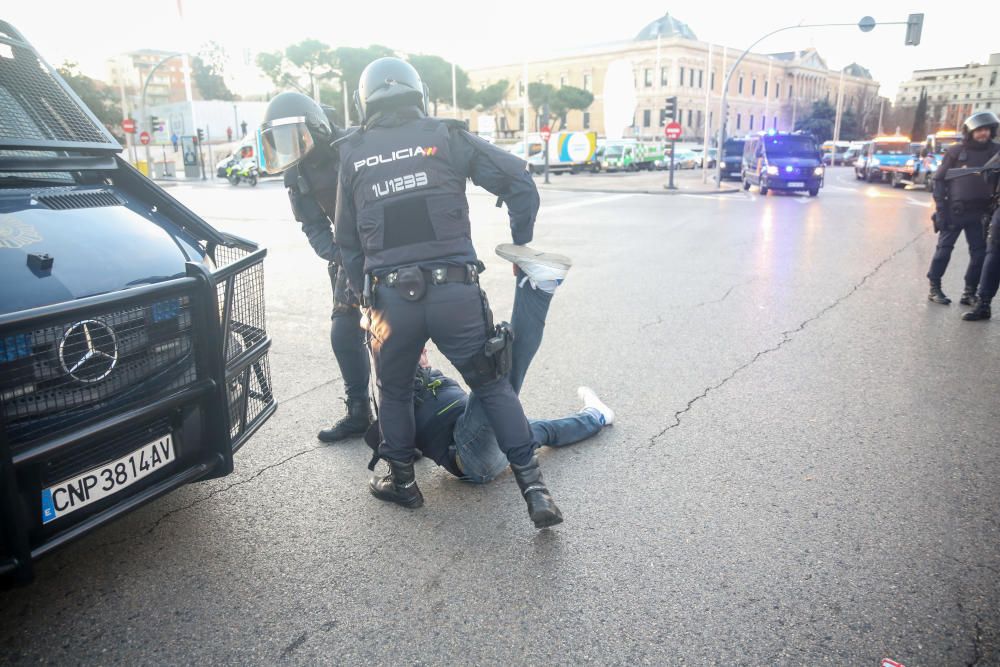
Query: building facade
[
  {"left": 107, "top": 49, "right": 200, "bottom": 109},
  {"left": 466, "top": 14, "right": 881, "bottom": 143},
  {"left": 895, "top": 53, "right": 1000, "bottom": 132}
]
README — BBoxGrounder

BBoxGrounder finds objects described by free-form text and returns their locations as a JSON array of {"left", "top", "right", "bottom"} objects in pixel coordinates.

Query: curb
[{"left": 537, "top": 185, "right": 742, "bottom": 196}]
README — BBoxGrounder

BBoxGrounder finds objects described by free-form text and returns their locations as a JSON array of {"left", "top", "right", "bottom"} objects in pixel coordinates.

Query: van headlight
[
  {"left": 766, "top": 165, "right": 779, "bottom": 176},
  {"left": 813, "top": 167, "right": 824, "bottom": 176},
  {"left": 869, "top": 158, "right": 880, "bottom": 167},
  {"left": 905, "top": 159, "right": 915, "bottom": 167}
]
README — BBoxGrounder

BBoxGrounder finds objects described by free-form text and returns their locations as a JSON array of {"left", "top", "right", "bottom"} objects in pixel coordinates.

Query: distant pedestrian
[
  {"left": 240, "top": 120, "right": 248, "bottom": 138},
  {"left": 226, "top": 126, "right": 233, "bottom": 142},
  {"left": 170, "top": 132, "right": 179, "bottom": 152}
]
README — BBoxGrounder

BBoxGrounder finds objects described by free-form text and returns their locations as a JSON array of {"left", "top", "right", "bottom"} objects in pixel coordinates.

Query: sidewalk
[{"left": 534, "top": 169, "right": 741, "bottom": 195}]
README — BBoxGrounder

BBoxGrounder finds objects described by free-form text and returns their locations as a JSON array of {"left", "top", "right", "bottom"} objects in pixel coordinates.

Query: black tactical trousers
[
  {"left": 927, "top": 212, "right": 987, "bottom": 286},
  {"left": 976, "top": 210, "right": 1000, "bottom": 302},
  {"left": 367, "top": 280, "right": 535, "bottom": 466},
  {"left": 328, "top": 262, "right": 370, "bottom": 403}
]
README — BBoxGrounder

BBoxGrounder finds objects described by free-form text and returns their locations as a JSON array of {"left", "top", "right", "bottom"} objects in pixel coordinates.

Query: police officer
[
  {"left": 927, "top": 111, "right": 1000, "bottom": 305},
  {"left": 964, "top": 148, "right": 1000, "bottom": 321},
  {"left": 260, "top": 92, "right": 372, "bottom": 442},
  {"left": 333, "top": 57, "right": 562, "bottom": 528}
]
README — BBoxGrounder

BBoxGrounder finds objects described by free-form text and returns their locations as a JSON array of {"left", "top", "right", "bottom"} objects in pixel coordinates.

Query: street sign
[
  {"left": 139, "top": 131, "right": 151, "bottom": 145},
  {"left": 664, "top": 122, "right": 682, "bottom": 140},
  {"left": 858, "top": 16, "right": 876, "bottom": 33},
  {"left": 121, "top": 118, "right": 136, "bottom": 134},
  {"left": 540, "top": 125, "right": 551, "bottom": 143}
]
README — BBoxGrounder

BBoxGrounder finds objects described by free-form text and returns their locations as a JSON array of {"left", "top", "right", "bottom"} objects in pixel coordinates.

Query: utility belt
[
  {"left": 950, "top": 200, "right": 991, "bottom": 216},
  {"left": 364, "top": 262, "right": 482, "bottom": 306}
]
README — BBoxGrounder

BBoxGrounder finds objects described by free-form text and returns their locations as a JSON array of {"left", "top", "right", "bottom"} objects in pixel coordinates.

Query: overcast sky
[{"left": 5, "top": 0, "right": 992, "bottom": 99}]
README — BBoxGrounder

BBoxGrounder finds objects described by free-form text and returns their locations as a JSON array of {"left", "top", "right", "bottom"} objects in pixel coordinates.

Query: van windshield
[
  {"left": 764, "top": 136, "right": 818, "bottom": 159},
  {"left": 605, "top": 145, "right": 625, "bottom": 157},
  {"left": 723, "top": 140, "right": 745, "bottom": 156},
  {"left": 874, "top": 142, "right": 909, "bottom": 155}
]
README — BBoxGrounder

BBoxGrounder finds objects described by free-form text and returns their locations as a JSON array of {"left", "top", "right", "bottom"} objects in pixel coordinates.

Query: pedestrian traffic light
[
  {"left": 149, "top": 115, "right": 160, "bottom": 133},
  {"left": 664, "top": 96, "right": 678, "bottom": 122},
  {"left": 905, "top": 13, "right": 923, "bottom": 46},
  {"left": 196, "top": 128, "right": 204, "bottom": 143}
]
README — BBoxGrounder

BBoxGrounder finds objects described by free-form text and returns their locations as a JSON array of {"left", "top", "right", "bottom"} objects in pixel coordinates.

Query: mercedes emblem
[{"left": 59, "top": 320, "right": 119, "bottom": 383}]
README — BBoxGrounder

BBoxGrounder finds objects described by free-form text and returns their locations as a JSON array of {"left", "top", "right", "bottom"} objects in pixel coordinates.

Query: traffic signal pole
[{"left": 713, "top": 16, "right": 922, "bottom": 188}]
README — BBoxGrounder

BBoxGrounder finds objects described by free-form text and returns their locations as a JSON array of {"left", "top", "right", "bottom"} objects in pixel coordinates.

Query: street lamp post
[
  {"left": 714, "top": 16, "right": 918, "bottom": 188},
  {"left": 140, "top": 52, "right": 183, "bottom": 177}
]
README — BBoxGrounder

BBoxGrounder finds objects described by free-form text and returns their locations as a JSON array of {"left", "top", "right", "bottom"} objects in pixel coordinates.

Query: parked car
[{"left": 0, "top": 21, "right": 276, "bottom": 584}]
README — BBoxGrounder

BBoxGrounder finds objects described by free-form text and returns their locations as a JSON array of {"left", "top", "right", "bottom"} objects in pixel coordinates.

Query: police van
[
  {"left": 741, "top": 131, "right": 824, "bottom": 196},
  {"left": 0, "top": 21, "right": 276, "bottom": 583}
]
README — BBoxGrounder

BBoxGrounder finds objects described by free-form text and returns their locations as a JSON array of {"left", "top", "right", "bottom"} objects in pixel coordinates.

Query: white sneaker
[
  {"left": 577, "top": 386, "right": 614, "bottom": 426},
  {"left": 495, "top": 244, "right": 572, "bottom": 291}
]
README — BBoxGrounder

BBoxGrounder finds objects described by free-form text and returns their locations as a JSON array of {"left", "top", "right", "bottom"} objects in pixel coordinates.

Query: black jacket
[
  {"left": 334, "top": 108, "right": 539, "bottom": 293},
  {"left": 933, "top": 139, "right": 1000, "bottom": 212}
]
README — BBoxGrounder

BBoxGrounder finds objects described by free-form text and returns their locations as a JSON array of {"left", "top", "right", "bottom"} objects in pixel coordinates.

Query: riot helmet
[
  {"left": 354, "top": 57, "right": 428, "bottom": 122},
  {"left": 962, "top": 110, "right": 999, "bottom": 141},
  {"left": 259, "top": 92, "right": 332, "bottom": 174}
]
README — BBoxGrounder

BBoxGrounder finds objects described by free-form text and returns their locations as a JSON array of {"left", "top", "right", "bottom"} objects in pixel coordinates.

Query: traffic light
[
  {"left": 149, "top": 115, "right": 160, "bottom": 133},
  {"left": 905, "top": 13, "right": 923, "bottom": 46},
  {"left": 663, "top": 96, "right": 678, "bottom": 122},
  {"left": 196, "top": 128, "right": 204, "bottom": 144}
]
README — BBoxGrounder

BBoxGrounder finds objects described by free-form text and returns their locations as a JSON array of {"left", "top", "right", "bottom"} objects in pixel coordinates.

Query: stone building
[
  {"left": 895, "top": 53, "right": 1000, "bottom": 132},
  {"left": 466, "top": 13, "right": 881, "bottom": 142}
]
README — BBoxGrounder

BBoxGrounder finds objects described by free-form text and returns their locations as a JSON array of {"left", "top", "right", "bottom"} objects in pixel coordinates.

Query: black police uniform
[
  {"left": 927, "top": 138, "right": 1000, "bottom": 289},
  {"left": 977, "top": 208, "right": 1000, "bottom": 303},
  {"left": 334, "top": 107, "right": 539, "bottom": 468},
  {"left": 283, "top": 149, "right": 371, "bottom": 413}
]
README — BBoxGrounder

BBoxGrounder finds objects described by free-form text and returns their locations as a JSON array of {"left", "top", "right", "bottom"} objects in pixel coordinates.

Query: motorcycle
[{"left": 226, "top": 159, "right": 258, "bottom": 187}]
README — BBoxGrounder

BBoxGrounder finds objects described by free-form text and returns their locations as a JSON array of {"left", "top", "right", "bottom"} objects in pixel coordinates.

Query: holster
[{"left": 394, "top": 265, "right": 427, "bottom": 301}]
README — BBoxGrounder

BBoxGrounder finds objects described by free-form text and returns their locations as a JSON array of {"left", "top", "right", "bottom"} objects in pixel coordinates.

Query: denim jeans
[{"left": 451, "top": 275, "right": 604, "bottom": 483}]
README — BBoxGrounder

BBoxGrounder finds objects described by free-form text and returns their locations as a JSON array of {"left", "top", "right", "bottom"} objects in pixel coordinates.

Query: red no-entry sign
[
  {"left": 540, "top": 125, "right": 551, "bottom": 142},
  {"left": 664, "top": 122, "right": 682, "bottom": 140},
  {"left": 139, "top": 131, "right": 151, "bottom": 145},
  {"left": 122, "top": 118, "right": 136, "bottom": 134}
]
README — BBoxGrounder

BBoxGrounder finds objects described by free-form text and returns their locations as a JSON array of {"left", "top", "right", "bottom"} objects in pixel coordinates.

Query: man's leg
[
  {"left": 927, "top": 224, "right": 963, "bottom": 304},
  {"left": 366, "top": 288, "right": 428, "bottom": 507},
  {"left": 508, "top": 273, "right": 553, "bottom": 395},
  {"left": 319, "top": 264, "right": 372, "bottom": 442},
  {"left": 965, "top": 211, "right": 1000, "bottom": 321},
  {"left": 530, "top": 411, "right": 604, "bottom": 448},
  {"left": 962, "top": 216, "right": 988, "bottom": 294},
  {"left": 426, "top": 282, "right": 561, "bottom": 528}
]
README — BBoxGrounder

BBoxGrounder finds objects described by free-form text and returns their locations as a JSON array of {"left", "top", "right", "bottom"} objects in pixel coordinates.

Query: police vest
[
  {"left": 947, "top": 141, "right": 1000, "bottom": 205},
  {"left": 342, "top": 118, "right": 475, "bottom": 274}
]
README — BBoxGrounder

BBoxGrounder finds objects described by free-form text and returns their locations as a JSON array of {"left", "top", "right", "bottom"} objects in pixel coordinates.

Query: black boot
[
  {"left": 369, "top": 459, "right": 424, "bottom": 508},
  {"left": 959, "top": 285, "right": 979, "bottom": 306},
  {"left": 510, "top": 455, "right": 563, "bottom": 529},
  {"left": 928, "top": 280, "right": 951, "bottom": 305},
  {"left": 318, "top": 398, "right": 371, "bottom": 443},
  {"left": 962, "top": 300, "right": 992, "bottom": 321}
]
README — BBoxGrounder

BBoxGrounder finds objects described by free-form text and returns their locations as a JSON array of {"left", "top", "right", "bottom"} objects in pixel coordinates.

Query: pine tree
[{"left": 911, "top": 89, "right": 928, "bottom": 140}]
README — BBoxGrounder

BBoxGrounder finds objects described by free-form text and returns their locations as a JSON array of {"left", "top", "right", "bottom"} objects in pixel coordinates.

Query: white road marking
[
  {"left": 907, "top": 197, "right": 932, "bottom": 208},
  {"left": 544, "top": 193, "right": 637, "bottom": 211}
]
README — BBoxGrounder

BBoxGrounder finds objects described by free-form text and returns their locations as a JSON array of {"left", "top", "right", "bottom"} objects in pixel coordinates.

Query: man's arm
[
  {"left": 932, "top": 148, "right": 957, "bottom": 212},
  {"left": 333, "top": 166, "right": 365, "bottom": 294},
  {"left": 284, "top": 165, "right": 339, "bottom": 263},
  {"left": 453, "top": 131, "right": 539, "bottom": 245}
]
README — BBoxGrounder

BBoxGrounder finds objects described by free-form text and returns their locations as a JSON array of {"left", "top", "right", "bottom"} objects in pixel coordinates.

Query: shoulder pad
[{"left": 438, "top": 118, "right": 470, "bottom": 132}]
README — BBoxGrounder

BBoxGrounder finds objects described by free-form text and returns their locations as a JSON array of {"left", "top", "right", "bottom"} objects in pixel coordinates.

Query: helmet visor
[{"left": 259, "top": 116, "right": 314, "bottom": 173}]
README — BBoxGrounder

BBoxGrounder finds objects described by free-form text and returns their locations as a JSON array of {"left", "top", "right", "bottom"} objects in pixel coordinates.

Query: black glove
[{"left": 932, "top": 210, "right": 951, "bottom": 233}]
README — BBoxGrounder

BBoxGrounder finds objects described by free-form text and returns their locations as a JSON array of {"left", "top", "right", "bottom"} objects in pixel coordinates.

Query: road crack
[
  {"left": 647, "top": 230, "right": 927, "bottom": 447},
  {"left": 640, "top": 279, "right": 754, "bottom": 329}
]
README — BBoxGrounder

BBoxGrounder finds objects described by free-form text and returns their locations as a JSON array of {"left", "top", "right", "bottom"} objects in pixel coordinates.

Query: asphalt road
[{"left": 2, "top": 168, "right": 998, "bottom": 665}]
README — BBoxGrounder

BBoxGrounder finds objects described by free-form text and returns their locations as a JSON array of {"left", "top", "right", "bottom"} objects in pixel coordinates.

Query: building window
[
  {"left": 751, "top": 78, "right": 757, "bottom": 96},
  {"left": 519, "top": 111, "right": 524, "bottom": 130},
  {"left": 661, "top": 67, "right": 669, "bottom": 86},
  {"left": 689, "top": 69, "right": 694, "bottom": 87},
  {"left": 710, "top": 70, "right": 716, "bottom": 90},
  {"left": 696, "top": 110, "right": 702, "bottom": 129},
  {"left": 644, "top": 68, "right": 653, "bottom": 87},
  {"left": 643, "top": 109, "right": 651, "bottom": 127},
  {"left": 738, "top": 74, "right": 744, "bottom": 94},
  {"left": 991, "top": 71, "right": 997, "bottom": 86},
  {"left": 660, "top": 109, "right": 667, "bottom": 125},
  {"left": 763, "top": 81, "right": 769, "bottom": 97},
  {"left": 698, "top": 70, "right": 703, "bottom": 88},
  {"left": 559, "top": 74, "right": 567, "bottom": 87},
  {"left": 518, "top": 79, "right": 525, "bottom": 96},
  {"left": 679, "top": 66, "right": 685, "bottom": 86},
  {"left": 709, "top": 111, "right": 713, "bottom": 129},
  {"left": 788, "top": 84, "right": 793, "bottom": 99},
  {"left": 749, "top": 115, "right": 754, "bottom": 130},
  {"left": 736, "top": 113, "right": 742, "bottom": 129},
  {"left": 773, "top": 116, "right": 777, "bottom": 129},
  {"left": 686, "top": 109, "right": 692, "bottom": 126},
  {"left": 583, "top": 112, "right": 590, "bottom": 129},
  {"left": 583, "top": 73, "right": 592, "bottom": 91}
]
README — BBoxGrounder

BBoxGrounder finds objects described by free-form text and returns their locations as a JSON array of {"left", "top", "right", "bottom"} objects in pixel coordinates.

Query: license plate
[
  {"left": 787, "top": 181, "right": 805, "bottom": 188},
  {"left": 41, "top": 434, "right": 174, "bottom": 524}
]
